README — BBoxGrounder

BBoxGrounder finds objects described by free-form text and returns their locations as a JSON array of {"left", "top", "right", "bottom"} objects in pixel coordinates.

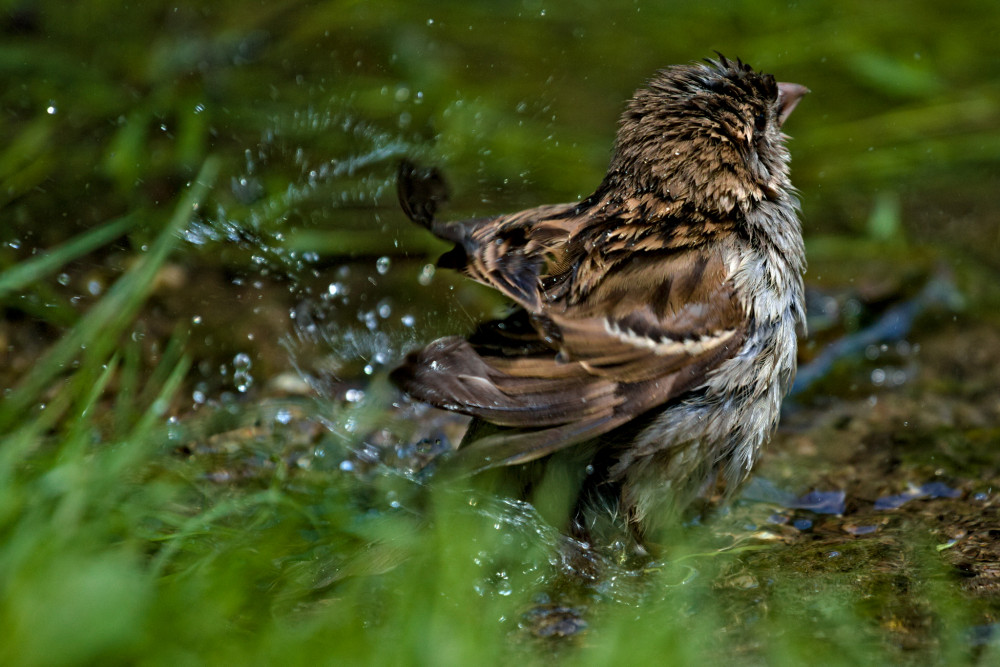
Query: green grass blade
[
  {"left": 0, "top": 213, "right": 137, "bottom": 299},
  {"left": 0, "top": 157, "right": 219, "bottom": 431}
]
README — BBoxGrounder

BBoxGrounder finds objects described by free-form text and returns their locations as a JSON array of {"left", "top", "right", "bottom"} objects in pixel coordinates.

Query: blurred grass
[
  {"left": 3, "top": 1, "right": 1000, "bottom": 246},
  {"left": 1, "top": 0, "right": 999, "bottom": 664},
  {"left": 0, "top": 159, "right": 217, "bottom": 431}
]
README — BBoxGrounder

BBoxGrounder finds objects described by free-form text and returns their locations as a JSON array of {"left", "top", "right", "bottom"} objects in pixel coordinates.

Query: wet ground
[{"left": 113, "top": 242, "right": 1000, "bottom": 660}]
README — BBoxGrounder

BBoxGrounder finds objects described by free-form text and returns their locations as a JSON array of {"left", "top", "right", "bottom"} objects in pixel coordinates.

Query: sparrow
[{"left": 391, "top": 56, "right": 808, "bottom": 537}]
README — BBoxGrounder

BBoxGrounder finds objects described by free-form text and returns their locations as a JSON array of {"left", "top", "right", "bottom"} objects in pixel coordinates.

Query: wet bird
[{"left": 392, "top": 56, "right": 808, "bottom": 538}]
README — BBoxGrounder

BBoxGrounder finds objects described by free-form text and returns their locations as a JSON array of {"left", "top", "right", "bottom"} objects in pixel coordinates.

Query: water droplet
[
  {"left": 376, "top": 256, "right": 391, "bottom": 275},
  {"left": 46, "top": 102, "right": 57, "bottom": 115},
  {"left": 418, "top": 263, "right": 435, "bottom": 285},
  {"left": 359, "top": 309, "right": 378, "bottom": 330},
  {"left": 401, "top": 314, "right": 415, "bottom": 327},
  {"left": 233, "top": 353, "right": 253, "bottom": 393},
  {"left": 56, "top": 273, "right": 70, "bottom": 286}
]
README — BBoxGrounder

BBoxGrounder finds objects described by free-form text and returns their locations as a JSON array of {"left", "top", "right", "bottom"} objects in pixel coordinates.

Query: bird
[{"left": 391, "top": 56, "right": 808, "bottom": 539}]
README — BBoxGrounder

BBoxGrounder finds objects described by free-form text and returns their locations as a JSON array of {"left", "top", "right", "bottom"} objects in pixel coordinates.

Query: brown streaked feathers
[
  {"left": 390, "top": 56, "right": 807, "bottom": 528},
  {"left": 391, "top": 173, "right": 746, "bottom": 469}
]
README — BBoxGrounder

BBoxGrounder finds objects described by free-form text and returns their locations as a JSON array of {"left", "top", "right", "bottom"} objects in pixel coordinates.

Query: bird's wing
[
  {"left": 546, "top": 242, "right": 744, "bottom": 385},
  {"left": 393, "top": 163, "right": 745, "bottom": 471},
  {"left": 397, "top": 158, "right": 580, "bottom": 310},
  {"left": 392, "top": 231, "right": 745, "bottom": 472}
]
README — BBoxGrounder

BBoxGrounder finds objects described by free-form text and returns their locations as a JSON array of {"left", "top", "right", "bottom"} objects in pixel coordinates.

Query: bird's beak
[{"left": 777, "top": 82, "right": 809, "bottom": 127}]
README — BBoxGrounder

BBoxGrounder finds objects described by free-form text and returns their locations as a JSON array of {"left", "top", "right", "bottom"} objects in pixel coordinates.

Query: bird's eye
[{"left": 754, "top": 111, "right": 767, "bottom": 133}]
